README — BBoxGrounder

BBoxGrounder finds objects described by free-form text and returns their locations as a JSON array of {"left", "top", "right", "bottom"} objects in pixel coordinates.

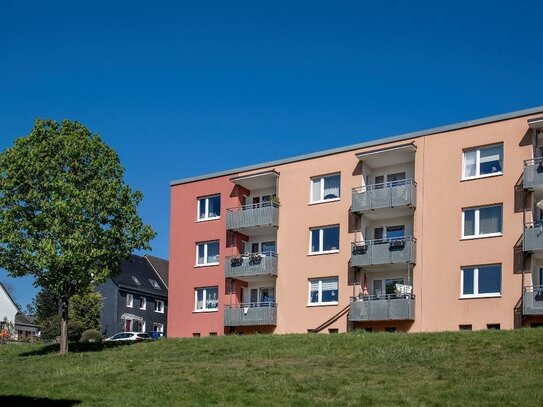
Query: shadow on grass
[
  {"left": 0, "top": 395, "right": 81, "bottom": 406},
  {"left": 19, "top": 341, "right": 134, "bottom": 357}
]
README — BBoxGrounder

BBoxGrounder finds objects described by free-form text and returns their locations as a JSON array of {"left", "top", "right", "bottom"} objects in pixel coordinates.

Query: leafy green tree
[
  {"left": 0, "top": 119, "right": 155, "bottom": 353},
  {"left": 67, "top": 288, "right": 102, "bottom": 341}
]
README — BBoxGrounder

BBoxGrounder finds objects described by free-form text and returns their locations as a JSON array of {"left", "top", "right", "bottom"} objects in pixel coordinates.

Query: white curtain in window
[
  {"left": 479, "top": 206, "right": 502, "bottom": 234},
  {"left": 464, "top": 150, "right": 476, "bottom": 177},
  {"left": 323, "top": 175, "right": 340, "bottom": 199},
  {"left": 321, "top": 278, "right": 338, "bottom": 291}
]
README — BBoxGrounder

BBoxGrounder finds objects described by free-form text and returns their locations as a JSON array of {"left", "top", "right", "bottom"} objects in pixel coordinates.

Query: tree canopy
[{"left": 0, "top": 119, "right": 155, "bottom": 352}]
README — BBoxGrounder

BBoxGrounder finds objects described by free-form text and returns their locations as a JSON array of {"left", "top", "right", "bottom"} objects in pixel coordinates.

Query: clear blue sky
[{"left": 1, "top": 0, "right": 542, "bottom": 308}]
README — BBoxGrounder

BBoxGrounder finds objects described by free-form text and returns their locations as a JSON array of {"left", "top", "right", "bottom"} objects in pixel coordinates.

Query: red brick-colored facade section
[{"left": 168, "top": 175, "right": 243, "bottom": 337}]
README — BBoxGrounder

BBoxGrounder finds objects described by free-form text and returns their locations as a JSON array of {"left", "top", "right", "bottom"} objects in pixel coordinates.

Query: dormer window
[{"left": 149, "top": 279, "right": 161, "bottom": 290}]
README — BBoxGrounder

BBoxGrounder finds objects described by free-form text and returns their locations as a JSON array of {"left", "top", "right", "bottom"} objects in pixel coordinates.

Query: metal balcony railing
[
  {"left": 352, "top": 179, "right": 417, "bottom": 213},
  {"left": 226, "top": 202, "right": 279, "bottom": 230},
  {"left": 351, "top": 236, "right": 416, "bottom": 267},
  {"left": 523, "top": 285, "right": 543, "bottom": 315},
  {"left": 225, "top": 252, "right": 278, "bottom": 279},
  {"left": 523, "top": 222, "right": 543, "bottom": 252},
  {"left": 224, "top": 303, "right": 277, "bottom": 326},
  {"left": 523, "top": 157, "right": 543, "bottom": 190},
  {"left": 349, "top": 294, "right": 415, "bottom": 321}
]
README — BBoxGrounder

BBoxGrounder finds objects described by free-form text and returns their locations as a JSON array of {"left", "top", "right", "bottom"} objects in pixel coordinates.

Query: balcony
[
  {"left": 352, "top": 179, "right": 416, "bottom": 214},
  {"left": 226, "top": 202, "right": 279, "bottom": 232},
  {"left": 224, "top": 303, "right": 277, "bottom": 326},
  {"left": 523, "top": 286, "right": 543, "bottom": 315},
  {"left": 225, "top": 252, "right": 278, "bottom": 279},
  {"left": 523, "top": 223, "right": 543, "bottom": 252},
  {"left": 351, "top": 237, "right": 416, "bottom": 268},
  {"left": 524, "top": 158, "right": 543, "bottom": 191},
  {"left": 349, "top": 294, "right": 415, "bottom": 322}
]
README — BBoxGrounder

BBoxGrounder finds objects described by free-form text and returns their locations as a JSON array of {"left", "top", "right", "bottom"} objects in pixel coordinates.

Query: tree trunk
[{"left": 59, "top": 296, "right": 69, "bottom": 354}]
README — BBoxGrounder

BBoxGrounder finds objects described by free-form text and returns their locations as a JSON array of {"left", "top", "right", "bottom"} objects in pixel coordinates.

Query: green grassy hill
[{"left": 1, "top": 329, "right": 543, "bottom": 406}]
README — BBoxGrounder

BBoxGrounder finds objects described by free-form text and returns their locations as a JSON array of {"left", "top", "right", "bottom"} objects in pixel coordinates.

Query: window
[
  {"left": 155, "top": 299, "right": 165, "bottom": 313},
  {"left": 193, "top": 333, "right": 201, "bottom": 337},
  {"left": 311, "top": 174, "right": 340, "bottom": 203},
  {"left": 461, "top": 264, "right": 501, "bottom": 298},
  {"left": 462, "top": 205, "right": 502, "bottom": 238},
  {"left": 459, "top": 325, "right": 472, "bottom": 331},
  {"left": 153, "top": 323, "right": 164, "bottom": 333},
  {"left": 126, "top": 293, "right": 133, "bottom": 308},
  {"left": 210, "top": 332, "right": 218, "bottom": 336},
  {"left": 197, "top": 195, "right": 221, "bottom": 220},
  {"left": 487, "top": 324, "right": 500, "bottom": 330},
  {"left": 196, "top": 241, "right": 220, "bottom": 266},
  {"left": 308, "top": 277, "right": 339, "bottom": 305},
  {"left": 195, "top": 287, "right": 219, "bottom": 311},
  {"left": 131, "top": 276, "right": 141, "bottom": 285},
  {"left": 328, "top": 328, "right": 339, "bottom": 334},
  {"left": 463, "top": 144, "right": 503, "bottom": 179},
  {"left": 149, "top": 279, "right": 161, "bottom": 290},
  {"left": 385, "top": 327, "right": 397, "bottom": 333},
  {"left": 140, "top": 297, "right": 146, "bottom": 310},
  {"left": 310, "top": 225, "right": 340, "bottom": 254}
]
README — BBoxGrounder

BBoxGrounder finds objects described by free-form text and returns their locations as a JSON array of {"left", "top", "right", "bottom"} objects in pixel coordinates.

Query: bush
[{"left": 80, "top": 329, "right": 102, "bottom": 343}]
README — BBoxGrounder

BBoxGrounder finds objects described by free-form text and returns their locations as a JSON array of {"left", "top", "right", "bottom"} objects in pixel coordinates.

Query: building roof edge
[{"left": 170, "top": 105, "right": 543, "bottom": 186}]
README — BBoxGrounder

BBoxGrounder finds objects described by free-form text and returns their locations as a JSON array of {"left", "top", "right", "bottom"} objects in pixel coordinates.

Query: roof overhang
[
  {"left": 121, "top": 313, "right": 143, "bottom": 321},
  {"left": 355, "top": 143, "right": 416, "bottom": 168},
  {"left": 528, "top": 117, "right": 543, "bottom": 130},
  {"left": 230, "top": 170, "right": 279, "bottom": 190}
]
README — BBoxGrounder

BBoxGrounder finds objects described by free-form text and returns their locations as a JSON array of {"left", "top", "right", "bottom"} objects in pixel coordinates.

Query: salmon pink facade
[{"left": 168, "top": 106, "right": 543, "bottom": 337}]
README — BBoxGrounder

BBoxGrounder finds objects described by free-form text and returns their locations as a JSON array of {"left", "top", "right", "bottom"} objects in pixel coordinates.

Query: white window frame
[
  {"left": 126, "top": 293, "right": 133, "bottom": 308},
  {"left": 155, "top": 299, "right": 165, "bottom": 313},
  {"left": 462, "top": 144, "right": 503, "bottom": 180},
  {"left": 309, "top": 225, "right": 340, "bottom": 255},
  {"left": 310, "top": 173, "right": 341, "bottom": 204},
  {"left": 307, "top": 277, "right": 339, "bottom": 306},
  {"left": 195, "top": 240, "right": 220, "bottom": 266},
  {"left": 460, "top": 264, "right": 501, "bottom": 298},
  {"left": 139, "top": 296, "right": 146, "bottom": 310},
  {"left": 194, "top": 287, "right": 219, "bottom": 312},
  {"left": 153, "top": 323, "right": 164, "bottom": 333},
  {"left": 461, "top": 204, "right": 502, "bottom": 239},
  {"left": 197, "top": 194, "right": 221, "bottom": 221}
]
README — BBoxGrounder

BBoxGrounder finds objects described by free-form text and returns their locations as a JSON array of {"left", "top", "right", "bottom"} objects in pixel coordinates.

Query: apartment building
[{"left": 168, "top": 106, "right": 543, "bottom": 337}]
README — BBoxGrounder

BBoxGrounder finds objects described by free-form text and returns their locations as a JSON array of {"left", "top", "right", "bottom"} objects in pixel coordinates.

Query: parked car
[{"left": 105, "top": 332, "right": 150, "bottom": 342}]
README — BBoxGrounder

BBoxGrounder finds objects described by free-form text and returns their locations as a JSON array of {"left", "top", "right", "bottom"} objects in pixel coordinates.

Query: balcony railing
[
  {"left": 523, "top": 157, "right": 543, "bottom": 190},
  {"left": 224, "top": 303, "right": 277, "bottom": 326},
  {"left": 225, "top": 252, "right": 278, "bottom": 279},
  {"left": 523, "top": 222, "right": 543, "bottom": 252},
  {"left": 352, "top": 179, "right": 417, "bottom": 213},
  {"left": 226, "top": 202, "right": 279, "bottom": 231},
  {"left": 351, "top": 236, "right": 416, "bottom": 267},
  {"left": 349, "top": 294, "right": 415, "bottom": 321},
  {"left": 523, "top": 285, "right": 543, "bottom": 315}
]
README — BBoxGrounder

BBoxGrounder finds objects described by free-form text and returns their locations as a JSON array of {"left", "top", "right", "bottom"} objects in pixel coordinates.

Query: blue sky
[{"left": 1, "top": 0, "right": 542, "bottom": 308}]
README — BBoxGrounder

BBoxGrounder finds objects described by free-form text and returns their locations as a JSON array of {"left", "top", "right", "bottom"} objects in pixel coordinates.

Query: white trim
[
  {"left": 461, "top": 204, "right": 502, "bottom": 239},
  {"left": 126, "top": 293, "right": 133, "bottom": 308},
  {"left": 460, "top": 265, "right": 501, "bottom": 297},
  {"left": 461, "top": 143, "right": 503, "bottom": 180},
  {"left": 307, "top": 277, "right": 339, "bottom": 306},
  {"left": 155, "top": 299, "right": 165, "bottom": 313},
  {"left": 307, "top": 250, "right": 340, "bottom": 256},
  {"left": 195, "top": 241, "right": 220, "bottom": 266},
  {"left": 194, "top": 287, "right": 219, "bottom": 312},
  {"left": 310, "top": 173, "right": 341, "bottom": 204},
  {"left": 139, "top": 296, "right": 146, "bottom": 310},
  {"left": 309, "top": 225, "right": 340, "bottom": 254},
  {"left": 197, "top": 194, "right": 221, "bottom": 221},
  {"left": 308, "top": 198, "right": 341, "bottom": 206}
]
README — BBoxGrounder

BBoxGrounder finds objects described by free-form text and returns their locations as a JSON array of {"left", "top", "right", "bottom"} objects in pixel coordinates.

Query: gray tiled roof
[
  {"left": 112, "top": 254, "right": 168, "bottom": 297},
  {"left": 145, "top": 255, "right": 169, "bottom": 287}
]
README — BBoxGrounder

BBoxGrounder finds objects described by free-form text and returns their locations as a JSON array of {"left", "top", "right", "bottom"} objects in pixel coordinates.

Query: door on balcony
[
  {"left": 261, "top": 241, "right": 276, "bottom": 255},
  {"left": 386, "top": 225, "right": 405, "bottom": 240},
  {"left": 387, "top": 172, "right": 406, "bottom": 187},
  {"left": 260, "top": 287, "right": 275, "bottom": 306}
]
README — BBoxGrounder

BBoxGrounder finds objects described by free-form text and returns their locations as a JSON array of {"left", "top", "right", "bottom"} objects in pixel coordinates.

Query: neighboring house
[
  {"left": 168, "top": 105, "right": 543, "bottom": 337},
  {"left": 0, "top": 282, "right": 40, "bottom": 340},
  {"left": 96, "top": 254, "right": 169, "bottom": 337}
]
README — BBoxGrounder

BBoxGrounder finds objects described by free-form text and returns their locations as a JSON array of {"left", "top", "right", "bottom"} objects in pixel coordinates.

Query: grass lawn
[{"left": 0, "top": 329, "right": 542, "bottom": 406}]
